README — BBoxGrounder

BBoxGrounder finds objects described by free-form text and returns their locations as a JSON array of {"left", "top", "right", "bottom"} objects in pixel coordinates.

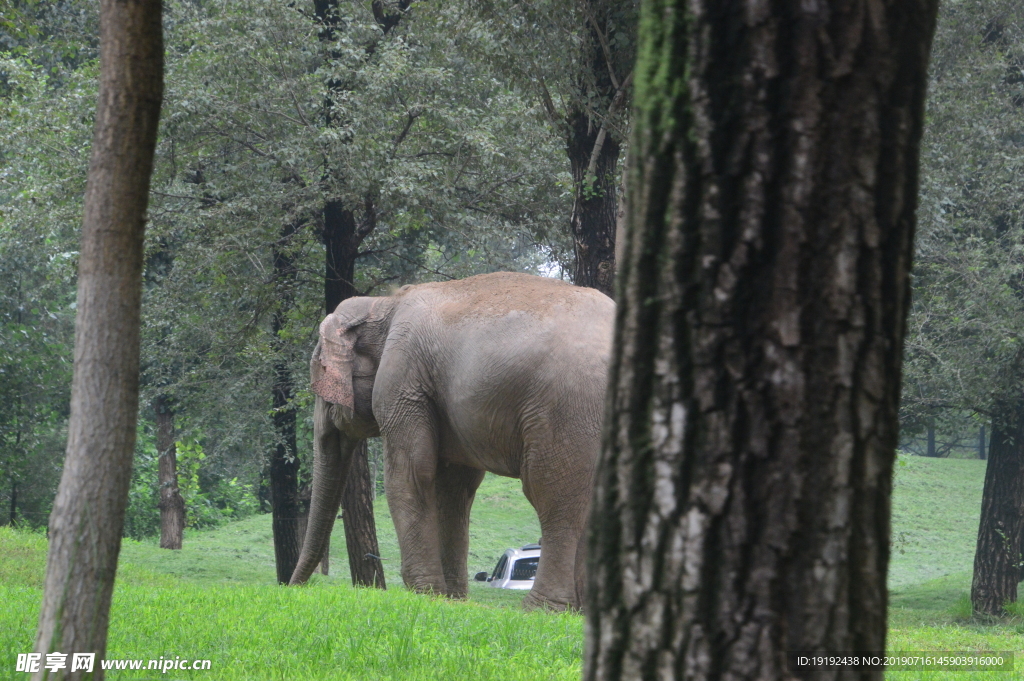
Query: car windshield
[{"left": 510, "top": 556, "right": 539, "bottom": 581}]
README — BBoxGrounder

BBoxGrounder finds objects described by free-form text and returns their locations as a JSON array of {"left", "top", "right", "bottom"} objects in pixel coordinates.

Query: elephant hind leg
[
  {"left": 520, "top": 447, "right": 595, "bottom": 612},
  {"left": 436, "top": 462, "right": 485, "bottom": 598}
]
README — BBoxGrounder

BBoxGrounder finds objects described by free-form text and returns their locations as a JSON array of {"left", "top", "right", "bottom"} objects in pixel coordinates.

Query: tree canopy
[{"left": 0, "top": 0, "right": 625, "bottom": 533}]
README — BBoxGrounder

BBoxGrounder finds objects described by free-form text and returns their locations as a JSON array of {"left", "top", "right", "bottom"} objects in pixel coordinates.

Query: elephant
[{"left": 288, "top": 271, "right": 614, "bottom": 610}]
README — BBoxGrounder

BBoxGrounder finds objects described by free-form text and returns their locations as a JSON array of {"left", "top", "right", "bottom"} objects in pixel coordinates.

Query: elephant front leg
[
  {"left": 435, "top": 463, "right": 485, "bottom": 598},
  {"left": 383, "top": 431, "right": 448, "bottom": 595}
]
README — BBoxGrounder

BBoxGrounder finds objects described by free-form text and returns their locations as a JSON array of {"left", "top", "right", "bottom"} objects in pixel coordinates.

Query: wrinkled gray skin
[{"left": 288, "top": 272, "right": 613, "bottom": 610}]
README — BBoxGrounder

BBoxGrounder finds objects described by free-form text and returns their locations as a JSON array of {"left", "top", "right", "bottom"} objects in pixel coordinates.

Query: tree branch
[
  {"left": 584, "top": 8, "right": 620, "bottom": 91},
  {"left": 536, "top": 75, "right": 559, "bottom": 124},
  {"left": 583, "top": 71, "right": 633, "bottom": 189},
  {"left": 392, "top": 107, "right": 422, "bottom": 154},
  {"left": 356, "top": 193, "right": 377, "bottom": 240}
]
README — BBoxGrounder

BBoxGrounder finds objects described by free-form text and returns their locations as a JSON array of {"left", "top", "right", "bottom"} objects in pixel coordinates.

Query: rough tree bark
[
  {"left": 585, "top": 1, "right": 937, "bottom": 680},
  {"left": 153, "top": 396, "right": 185, "bottom": 550},
  {"left": 340, "top": 442, "right": 386, "bottom": 587},
  {"left": 269, "top": 224, "right": 303, "bottom": 585},
  {"left": 32, "top": 0, "right": 162, "bottom": 677},
  {"left": 970, "top": 400, "right": 1024, "bottom": 616}
]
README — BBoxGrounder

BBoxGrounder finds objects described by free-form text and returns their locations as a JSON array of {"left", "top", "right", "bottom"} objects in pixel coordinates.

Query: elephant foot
[
  {"left": 403, "top": 574, "right": 448, "bottom": 596},
  {"left": 522, "top": 589, "right": 579, "bottom": 613},
  {"left": 442, "top": 576, "right": 468, "bottom": 599}
]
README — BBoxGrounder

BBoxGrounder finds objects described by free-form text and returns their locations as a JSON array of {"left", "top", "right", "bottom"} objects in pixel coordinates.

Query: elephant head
[{"left": 289, "top": 296, "right": 392, "bottom": 585}]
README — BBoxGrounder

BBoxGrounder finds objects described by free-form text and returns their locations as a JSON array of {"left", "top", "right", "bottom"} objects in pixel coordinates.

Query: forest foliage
[
  {"left": 901, "top": 0, "right": 1024, "bottom": 447},
  {"left": 0, "top": 0, "right": 628, "bottom": 533},
  {"left": 2, "top": 0, "right": 1022, "bottom": 534}
]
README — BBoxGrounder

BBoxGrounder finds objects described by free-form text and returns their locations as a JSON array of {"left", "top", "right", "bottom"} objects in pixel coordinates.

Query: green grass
[
  {"left": 5, "top": 458, "right": 1024, "bottom": 679},
  {"left": 886, "top": 455, "right": 1024, "bottom": 679},
  {"left": 0, "top": 577, "right": 582, "bottom": 680},
  {"left": 104, "top": 472, "right": 539, "bottom": 594},
  {"left": 1, "top": 474, "right": 557, "bottom": 679},
  {"left": 884, "top": 573, "right": 1024, "bottom": 679},
  {"left": 889, "top": 455, "right": 987, "bottom": 588}
]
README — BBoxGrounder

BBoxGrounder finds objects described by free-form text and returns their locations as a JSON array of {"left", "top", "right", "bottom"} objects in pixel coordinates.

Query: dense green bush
[
  {"left": 123, "top": 449, "right": 161, "bottom": 541},
  {"left": 122, "top": 428, "right": 259, "bottom": 540}
]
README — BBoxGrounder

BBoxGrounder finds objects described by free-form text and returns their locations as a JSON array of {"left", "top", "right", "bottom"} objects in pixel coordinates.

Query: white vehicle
[{"left": 475, "top": 544, "right": 541, "bottom": 589}]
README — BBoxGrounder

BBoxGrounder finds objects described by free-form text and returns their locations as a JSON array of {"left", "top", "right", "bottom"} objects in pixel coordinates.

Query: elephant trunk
[{"left": 289, "top": 399, "right": 358, "bottom": 585}]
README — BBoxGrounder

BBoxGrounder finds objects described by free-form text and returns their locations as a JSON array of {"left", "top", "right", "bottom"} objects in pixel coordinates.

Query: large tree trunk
[
  {"left": 565, "top": 2, "right": 633, "bottom": 297},
  {"left": 970, "top": 400, "right": 1024, "bottom": 616},
  {"left": 585, "top": 1, "right": 937, "bottom": 679},
  {"left": 32, "top": 1, "right": 162, "bottom": 677},
  {"left": 568, "top": 109, "right": 620, "bottom": 296},
  {"left": 153, "top": 396, "right": 185, "bottom": 550},
  {"left": 323, "top": 201, "right": 386, "bottom": 588}
]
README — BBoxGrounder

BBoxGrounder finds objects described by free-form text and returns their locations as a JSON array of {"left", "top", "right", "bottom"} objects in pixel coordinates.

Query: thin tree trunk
[
  {"left": 33, "top": 1, "right": 162, "bottom": 677},
  {"left": 370, "top": 445, "right": 379, "bottom": 500},
  {"left": 153, "top": 396, "right": 185, "bottom": 550},
  {"left": 320, "top": 535, "right": 330, "bottom": 575},
  {"left": 971, "top": 400, "right": 1024, "bottom": 616},
  {"left": 269, "top": 223, "right": 302, "bottom": 585},
  {"left": 270, "top": 328, "right": 301, "bottom": 585},
  {"left": 614, "top": 146, "right": 630, "bottom": 269},
  {"left": 979, "top": 424, "right": 987, "bottom": 460},
  {"left": 341, "top": 441, "right": 386, "bottom": 587},
  {"left": 8, "top": 479, "right": 16, "bottom": 527},
  {"left": 585, "top": 1, "right": 936, "bottom": 679},
  {"left": 927, "top": 424, "right": 937, "bottom": 457}
]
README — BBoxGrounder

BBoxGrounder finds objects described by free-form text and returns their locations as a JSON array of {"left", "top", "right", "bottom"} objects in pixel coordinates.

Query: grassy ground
[
  {"left": 1, "top": 474, "right": 555, "bottom": 680},
  {"left": 889, "top": 454, "right": 987, "bottom": 589},
  {"left": 103, "top": 472, "right": 539, "bottom": 606},
  {"left": 886, "top": 456, "right": 1024, "bottom": 679},
  {"left": 4, "top": 458, "right": 1024, "bottom": 679},
  {"left": 0, "top": 554, "right": 582, "bottom": 680}
]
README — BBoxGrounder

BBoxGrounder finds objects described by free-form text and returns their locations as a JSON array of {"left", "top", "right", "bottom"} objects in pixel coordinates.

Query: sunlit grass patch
[{"left": 1, "top": 582, "right": 583, "bottom": 681}]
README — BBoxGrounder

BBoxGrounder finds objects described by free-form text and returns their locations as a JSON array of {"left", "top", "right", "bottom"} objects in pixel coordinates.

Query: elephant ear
[{"left": 310, "top": 313, "right": 360, "bottom": 410}]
